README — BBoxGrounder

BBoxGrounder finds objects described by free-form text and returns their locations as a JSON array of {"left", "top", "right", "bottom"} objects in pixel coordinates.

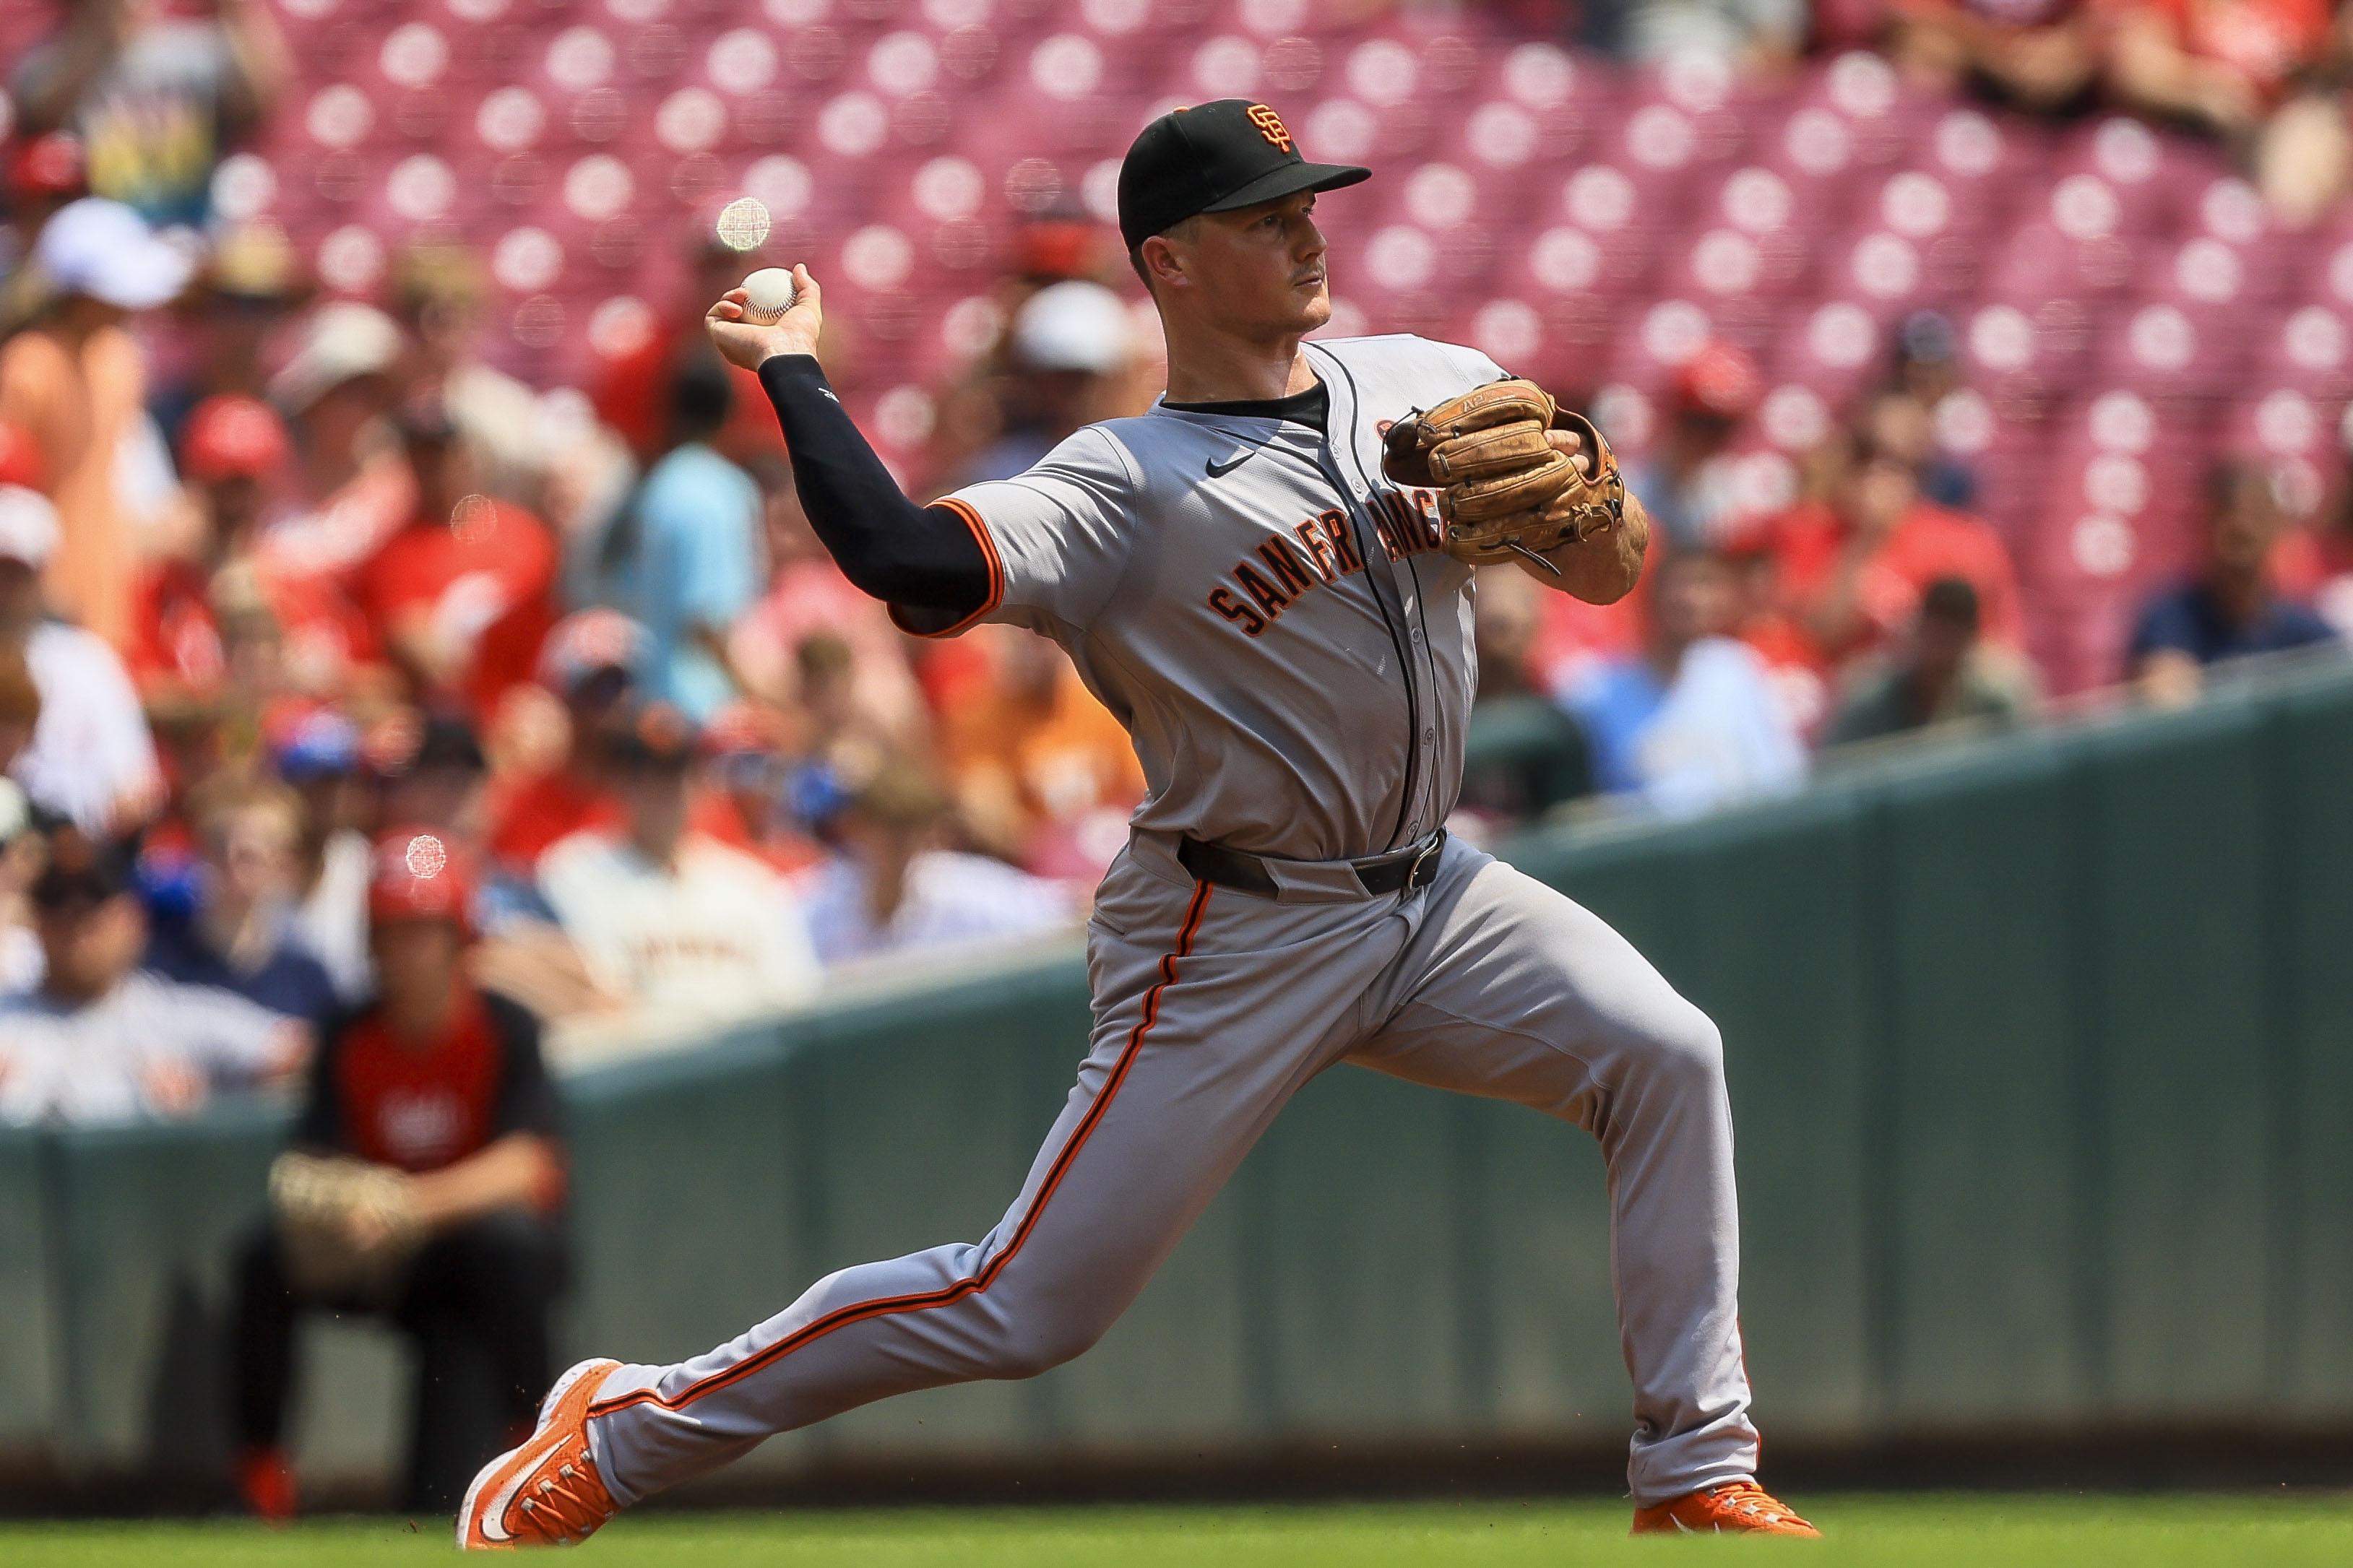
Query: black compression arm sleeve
[{"left": 756, "top": 353, "right": 991, "bottom": 616}]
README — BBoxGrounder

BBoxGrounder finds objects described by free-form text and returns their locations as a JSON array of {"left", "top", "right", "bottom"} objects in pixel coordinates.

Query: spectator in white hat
[
  {"left": 957, "top": 280, "right": 1136, "bottom": 485},
  {"left": 0, "top": 196, "right": 192, "bottom": 649},
  {"left": 0, "top": 485, "right": 162, "bottom": 833},
  {"left": 256, "top": 302, "right": 413, "bottom": 585}
]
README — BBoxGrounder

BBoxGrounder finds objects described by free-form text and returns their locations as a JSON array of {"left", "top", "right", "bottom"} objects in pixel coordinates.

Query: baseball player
[{"left": 459, "top": 98, "right": 1817, "bottom": 1546}]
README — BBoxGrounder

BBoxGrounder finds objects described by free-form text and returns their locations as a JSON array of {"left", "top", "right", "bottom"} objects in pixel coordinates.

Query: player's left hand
[
  {"left": 1546, "top": 427, "right": 1592, "bottom": 480},
  {"left": 1382, "top": 379, "right": 1625, "bottom": 569}
]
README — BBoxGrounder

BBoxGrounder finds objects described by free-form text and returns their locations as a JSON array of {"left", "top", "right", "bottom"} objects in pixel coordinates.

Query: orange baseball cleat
[
  {"left": 1631, "top": 1480, "right": 1820, "bottom": 1536},
  {"left": 456, "top": 1358, "right": 624, "bottom": 1550}
]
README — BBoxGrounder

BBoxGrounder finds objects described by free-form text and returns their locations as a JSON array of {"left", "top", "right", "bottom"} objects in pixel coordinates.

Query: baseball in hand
[{"left": 741, "top": 267, "right": 799, "bottom": 324}]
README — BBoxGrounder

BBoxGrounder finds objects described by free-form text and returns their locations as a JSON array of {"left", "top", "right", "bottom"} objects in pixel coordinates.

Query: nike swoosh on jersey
[{"left": 1206, "top": 449, "right": 1258, "bottom": 477}]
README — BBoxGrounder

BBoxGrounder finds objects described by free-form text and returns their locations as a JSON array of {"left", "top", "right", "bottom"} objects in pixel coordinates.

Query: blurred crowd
[{"left": 1, "top": 0, "right": 2352, "bottom": 1140}]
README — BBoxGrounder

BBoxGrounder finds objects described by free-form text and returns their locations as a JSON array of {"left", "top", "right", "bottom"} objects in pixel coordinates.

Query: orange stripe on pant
[{"left": 586, "top": 878, "right": 1214, "bottom": 1422}]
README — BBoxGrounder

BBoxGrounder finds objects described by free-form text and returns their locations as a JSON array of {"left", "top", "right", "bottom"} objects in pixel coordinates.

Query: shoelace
[{"left": 515, "top": 1446, "right": 616, "bottom": 1544}]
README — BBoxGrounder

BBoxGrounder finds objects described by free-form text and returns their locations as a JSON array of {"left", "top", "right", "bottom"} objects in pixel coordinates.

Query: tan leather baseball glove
[
  {"left": 1381, "top": 378, "right": 1625, "bottom": 572},
  {"left": 269, "top": 1151, "right": 426, "bottom": 1303}
]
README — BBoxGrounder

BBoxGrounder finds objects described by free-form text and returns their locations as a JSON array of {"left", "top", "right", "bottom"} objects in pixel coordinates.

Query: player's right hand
[{"left": 706, "top": 264, "right": 824, "bottom": 371}]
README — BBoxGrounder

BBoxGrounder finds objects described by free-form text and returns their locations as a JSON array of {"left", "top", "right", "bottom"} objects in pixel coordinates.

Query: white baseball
[{"left": 741, "top": 267, "right": 798, "bottom": 324}]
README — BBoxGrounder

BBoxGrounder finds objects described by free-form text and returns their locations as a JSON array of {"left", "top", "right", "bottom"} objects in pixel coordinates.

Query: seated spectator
[
  {"left": 957, "top": 280, "right": 1137, "bottom": 485},
  {"left": 9, "top": 0, "right": 290, "bottom": 228},
  {"left": 486, "top": 609, "right": 644, "bottom": 872},
  {"left": 940, "top": 625, "right": 1147, "bottom": 881},
  {"left": 697, "top": 701, "right": 820, "bottom": 875},
  {"left": 1628, "top": 343, "right": 1763, "bottom": 553},
  {"left": 1560, "top": 552, "right": 1808, "bottom": 818},
  {"left": 785, "top": 631, "right": 904, "bottom": 793},
  {"left": 1824, "top": 577, "right": 2040, "bottom": 745},
  {"left": 2129, "top": 461, "right": 2340, "bottom": 703},
  {"left": 0, "top": 484, "right": 163, "bottom": 831},
  {"left": 1721, "top": 527, "right": 1831, "bottom": 740},
  {"left": 1886, "top": 0, "right": 2099, "bottom": 113},
  {"left": 1886, "top": 313, "right": 1979, "bottom": 511},
  {"left": 392, "top": 245, "right": 557, "bottom": 514},
  {"left": 0, "top": 828, "right": 305, "bottom": 1125},
  {"left": 150, "top": 220, "right": 306, "bottom": 456},
  {"left": 0, "top": 196, "right": 191, "bottom": 648},
  {"left": 275, "top": 710, "right": 374, "bottom": 1004},
  {"left": 259, "top": 302, "right": 410, "bottom": 586},
  {"left": 1459, "top": 567, "right": 1592, "bottom": 830},
  {"left": 801, "top": 758, "right": 1075, "bottom": 966},
  {"left": 142, "top": 774, "right": 338, "bottom": 1032},
  {"left": 2102, "top": 0, "right": 2347, "bottom": 225},
  {"left": 536, "top": 700, "right": 819, "bottom": 1021},
  {"left": 1770, "top": 433, "right": 2025, "bottom": 670},
  {"left": 374, "top": 711, "right": 491, "bottom": 852},
  {"left": 230, "top": 827, "right": 566, "bottom": 1519},
  {"left": 131, "top": 393, "right": 291, "bottom": 719},
  {"left": 348, "top": 394, "right": 557, "bottom": 718}
]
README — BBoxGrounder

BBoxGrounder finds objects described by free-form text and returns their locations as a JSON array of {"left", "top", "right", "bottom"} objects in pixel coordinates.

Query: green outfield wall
[{"left": 7, "top": 660, "right": 2353, "bottom": 1492}]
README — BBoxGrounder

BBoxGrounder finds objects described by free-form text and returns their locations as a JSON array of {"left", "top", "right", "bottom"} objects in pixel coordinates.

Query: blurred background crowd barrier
[{"left": 4, "top": 655, "right": 2350, "bottom": 1504}]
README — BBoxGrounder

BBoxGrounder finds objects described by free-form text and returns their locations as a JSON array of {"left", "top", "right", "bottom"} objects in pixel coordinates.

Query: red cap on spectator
[
  {"left": 8, "top": 132, "right": 85, "bottom": 199},
  {"left": 0, "top": 423, "right": 43, "bottom": 491},
  {"left": 1671, "top": 343, "right": 1763, "bottom": 421},
  {"left": 181, "top": 394, "right": 290, "bottom": 484},
  {"left": 368, "top": 826, "right": 475, "bottom": 935}
]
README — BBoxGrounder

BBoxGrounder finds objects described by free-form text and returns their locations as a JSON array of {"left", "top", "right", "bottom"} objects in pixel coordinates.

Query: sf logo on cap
[{"left": 1247, "top": 104, "right": 1292, "bottom": 153}]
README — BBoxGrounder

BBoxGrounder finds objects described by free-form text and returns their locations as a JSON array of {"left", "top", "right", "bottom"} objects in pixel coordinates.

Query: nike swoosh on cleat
[{"left": 1206, "top": 450, "right": 1258, "bottom": 477}]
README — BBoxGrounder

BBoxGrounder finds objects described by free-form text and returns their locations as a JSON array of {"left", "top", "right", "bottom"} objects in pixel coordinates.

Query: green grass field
[{"left": 5, "top": 1496, "right": 2353, "bottom": 1566}]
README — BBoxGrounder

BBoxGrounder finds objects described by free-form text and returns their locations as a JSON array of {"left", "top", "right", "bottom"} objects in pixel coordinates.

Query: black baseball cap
[
  {"left": 1117, "top": 99, "right": 1370, "bottom": 254},
  {"left": 33, "top": 828, "right": 137, "bottom": 913}
]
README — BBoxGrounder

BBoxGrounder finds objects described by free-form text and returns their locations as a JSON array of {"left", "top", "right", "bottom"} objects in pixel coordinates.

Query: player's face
[{"left": 1186, "top": 191, "right": 1331, "bottom": 337}]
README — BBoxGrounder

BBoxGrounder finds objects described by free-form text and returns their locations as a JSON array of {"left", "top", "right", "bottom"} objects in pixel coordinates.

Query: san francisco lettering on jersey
[{"left": 1205, "top": 489, "right": 1443, "bottom": 636}]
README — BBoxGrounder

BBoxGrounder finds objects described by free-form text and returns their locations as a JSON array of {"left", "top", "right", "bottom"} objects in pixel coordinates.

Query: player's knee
[
  {"left": 995, "top": 1304, "right": 1113, "bottom": 1379},
  {"left": 1639, "top": 1002, "right": 1725, "bottom": 1092}
]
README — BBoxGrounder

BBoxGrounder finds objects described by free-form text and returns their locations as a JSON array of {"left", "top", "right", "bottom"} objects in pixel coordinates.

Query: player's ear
[{"left": 1139, "top": 234, "right": 1186, "bottom": 293}]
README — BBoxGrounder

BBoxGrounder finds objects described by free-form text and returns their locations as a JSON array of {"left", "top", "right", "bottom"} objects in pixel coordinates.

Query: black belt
[{"left": 1178, "top": 830, "right": 1447, "bottom": 900}]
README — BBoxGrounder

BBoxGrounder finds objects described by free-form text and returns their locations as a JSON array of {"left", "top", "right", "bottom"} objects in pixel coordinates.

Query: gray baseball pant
[{"left": 584, "top": 833, "right": 1758, "bottom": 1507}]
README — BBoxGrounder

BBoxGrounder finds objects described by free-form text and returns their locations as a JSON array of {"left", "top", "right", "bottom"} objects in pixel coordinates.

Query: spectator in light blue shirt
[
  {"left": 1560, "top": 551, "right": 1805, "bottom": 819},
  {"left": 581, "top": 352, "right": 761, "bottom": 722}
]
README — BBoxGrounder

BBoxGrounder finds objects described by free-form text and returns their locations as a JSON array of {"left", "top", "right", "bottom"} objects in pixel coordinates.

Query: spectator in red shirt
[
  {"left": 1626, "top": 343, "right": 1763, "bottom": 553},
  {"left": 350, "top": 394, "right": 557, "bottom": 719},
  {"left": 1768, "top": 432, "right": 2027, "bottom": 670},
  {"left": 129, "top": 393, "right": 290, "bottom": 717},
  {"left": 485, "top": 609, "right": 644, "bottom": 873},
  {"left": 230, "top": 827, "right": 566, "bottom": 1520}
]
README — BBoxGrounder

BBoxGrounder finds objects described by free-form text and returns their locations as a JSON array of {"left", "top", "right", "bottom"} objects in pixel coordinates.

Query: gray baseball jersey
[
  {"left": 580, "top": 335, "right": 1761, "bottom": 1509},
  {"left": 923, "top": 334, "right": 1492, "bottom": 862}
]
